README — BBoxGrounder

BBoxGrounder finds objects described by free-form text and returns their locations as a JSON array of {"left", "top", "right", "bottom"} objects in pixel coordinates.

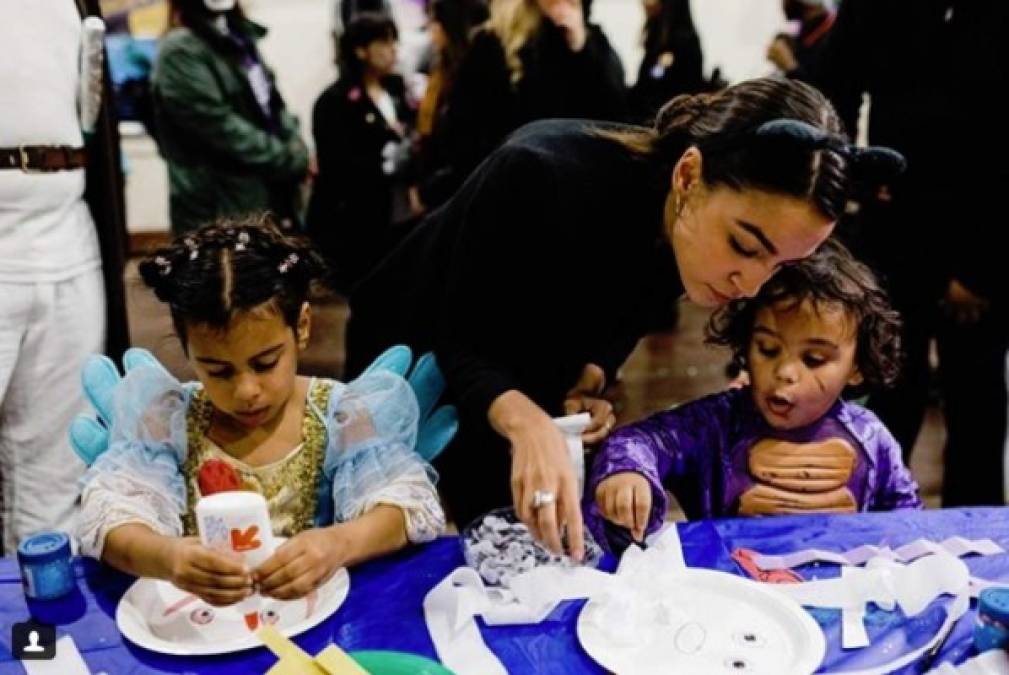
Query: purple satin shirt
[{"left": 584, "top": 387, "right": 922, "bottom": 550}]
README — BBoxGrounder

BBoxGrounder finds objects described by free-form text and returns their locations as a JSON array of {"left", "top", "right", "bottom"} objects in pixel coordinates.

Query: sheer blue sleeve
[
  {"left": 77, "top": 365, "right": 192, "bottom": 558},
  {"left": 321, "top": 371, "right": 445, "bottom": 542}
]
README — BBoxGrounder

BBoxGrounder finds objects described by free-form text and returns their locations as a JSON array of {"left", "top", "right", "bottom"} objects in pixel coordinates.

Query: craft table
[{"left": 3, "top": 507, "right": 1009, "bottom": 674}]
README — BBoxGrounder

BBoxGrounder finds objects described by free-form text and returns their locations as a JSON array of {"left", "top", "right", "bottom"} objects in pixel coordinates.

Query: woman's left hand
[
  {"left": 254, "top": 526, "right": 354, "bottom": 600},
  {"left": 564, "top": 363, "right": 616, "bottom": 444}
]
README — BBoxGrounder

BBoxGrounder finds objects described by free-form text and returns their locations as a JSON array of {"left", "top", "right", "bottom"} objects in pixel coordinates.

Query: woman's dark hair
[
  {"left": 339, "top": 12, "right": 399, "bottom": 82},
  {"left": 706, "top": 237, "right": 902, "bottom": 389},
  {"left": 138, "top": 213, "right": 328, "bottom": 349},
  {"left": 429, "top": 0, "right": 487, "bottom": 90},
  {"left": 602, "top": 77, "right": 856, "bottom": 220}
]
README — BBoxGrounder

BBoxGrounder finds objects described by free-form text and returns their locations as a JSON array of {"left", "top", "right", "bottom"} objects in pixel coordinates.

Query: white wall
[{"left": 691, "top": 0, "right": 785, "bottom": 83}]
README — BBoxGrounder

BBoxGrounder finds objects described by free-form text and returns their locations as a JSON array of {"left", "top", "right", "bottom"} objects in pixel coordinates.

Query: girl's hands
[
  {"left": 167, "top": 537, "right": 254, "bottom": 606},
  {"left": 254, "top": 526, "right": 355, "bottom": 600}
]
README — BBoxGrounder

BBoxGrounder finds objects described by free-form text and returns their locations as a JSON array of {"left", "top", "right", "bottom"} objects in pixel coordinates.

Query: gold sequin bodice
[{"left": 181, "top": 378, "right": 333, "bottom": 537}]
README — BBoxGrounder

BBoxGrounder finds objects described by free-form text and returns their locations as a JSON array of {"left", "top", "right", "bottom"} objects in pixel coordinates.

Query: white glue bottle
[
  {"left": 553, "top": 412, "right": 592, "bottom": 498},
  {"left": 195, "top": 491, "right": 276, "bottom": 630}
]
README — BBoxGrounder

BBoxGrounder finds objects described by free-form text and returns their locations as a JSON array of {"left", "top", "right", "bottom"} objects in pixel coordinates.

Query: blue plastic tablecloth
[{"left": 3, "top": 507, "right": 1009, "bottom": 674}]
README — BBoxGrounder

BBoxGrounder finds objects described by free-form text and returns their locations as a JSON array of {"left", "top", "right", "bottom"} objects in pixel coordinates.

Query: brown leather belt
[{"left": 0, "top": 145, "right": 87, "bottom": 172}]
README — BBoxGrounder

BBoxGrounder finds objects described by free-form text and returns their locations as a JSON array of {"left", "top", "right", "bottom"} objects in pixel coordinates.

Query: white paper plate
[
  {"left": 116, "top": 566, "right": 350, "bottom": 656},
  {"left": 577, "top": 567, "right": 825, "bottom": 675}
]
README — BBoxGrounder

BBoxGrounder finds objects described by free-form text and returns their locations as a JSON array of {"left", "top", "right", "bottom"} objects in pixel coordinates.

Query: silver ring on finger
[{"left": 532, "top": 489, "right": 556, "bottom": 510}]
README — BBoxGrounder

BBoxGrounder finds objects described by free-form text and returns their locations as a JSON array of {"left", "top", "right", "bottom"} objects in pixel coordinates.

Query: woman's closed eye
[
  {"left": 730, "top": 235, "right": 759, "bottom": 259},
  {"left": 756, "top": 342, "right": 779, "bottom": 357}
]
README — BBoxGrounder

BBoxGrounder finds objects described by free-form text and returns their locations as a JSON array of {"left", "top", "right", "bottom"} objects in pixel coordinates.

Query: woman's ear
[
  {"left": 671, "top": 146, "right": 704, "bottom": 196},
  {"left": 297, "top": 302, "right": 312, "bottom": 350}
]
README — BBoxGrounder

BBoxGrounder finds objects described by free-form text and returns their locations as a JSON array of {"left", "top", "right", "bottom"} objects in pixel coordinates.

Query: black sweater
[
  {"left": 416, "top": 23, "right": 627, "bottom": 211},
  {"left": 347, "top": 119, "right": 682, "bottom": 425},
  {"left": 308, "top": 76, "right": 414, "bottom": 289},
  {"left": 796, "top": 0, "right": 1009, "bottom": 299}
]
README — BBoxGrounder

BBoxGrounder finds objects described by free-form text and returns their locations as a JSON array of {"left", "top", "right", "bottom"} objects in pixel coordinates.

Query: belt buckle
[{"left": 18, "top": 146, "right": 42, "bottom": 174}]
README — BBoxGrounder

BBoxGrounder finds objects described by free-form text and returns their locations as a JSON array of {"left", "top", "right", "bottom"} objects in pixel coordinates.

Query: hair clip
[
  {"left": 235, "top": 230, "right": 250, "bottom": 252},
  {"left": 753, "top": 119, "right": 907, "bottom": 180},
  {"left": 278, "top": 252, "right": 299, "bottom": 274},
  {"left": 154, "top": 255, "right": 172, "bottom": 276},
  {"left": 843, "top": 145, "right": 908, "bottom": 182},
  {"left": 754, "top": 119, "right": 830, "bottom": 146}
]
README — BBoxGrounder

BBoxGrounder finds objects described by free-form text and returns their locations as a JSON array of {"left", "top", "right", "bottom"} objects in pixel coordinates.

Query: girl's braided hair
[{"left": 138, "top": 213, "right": 328, "bottom": 347}]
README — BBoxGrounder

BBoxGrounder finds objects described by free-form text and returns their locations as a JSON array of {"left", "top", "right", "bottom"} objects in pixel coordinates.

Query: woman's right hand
[
  {"left": 490, "top": 391, "right": 585, "bottom": 561},
  {"left": 166, "top": 537, "right": 254, "bottom": 607}
]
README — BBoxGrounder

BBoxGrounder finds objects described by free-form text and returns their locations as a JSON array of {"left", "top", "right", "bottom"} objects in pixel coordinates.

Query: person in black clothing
[
  {"left": 795, "top": 0, "right": 1009, "bottom": 506},
  {"left": 346, "top": 77, "right": 902, "bottom": 556},
  {"left": 629, "top": 0, "right": 704, "bottom": 125},
  {"left": 308, "top": 13, "right": 415, "bottom": 293},
  {"left": 409, "top": 0, "right": 489, "bottom": 213},
  {"left": 767, "top": 0, "right": 837, "bottom": 80},
  {"left": 413, "top": 0, "right": 627, "bottom": 213}
]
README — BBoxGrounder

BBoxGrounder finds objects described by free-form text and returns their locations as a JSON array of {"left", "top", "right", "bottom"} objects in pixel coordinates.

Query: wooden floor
[{"left": 126, "top": 262, "right": 945, "bottom": 518}]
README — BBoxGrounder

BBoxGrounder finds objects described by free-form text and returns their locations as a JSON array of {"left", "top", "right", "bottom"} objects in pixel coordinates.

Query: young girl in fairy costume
[
  {"left": 76, "top": 215, "right": 445, "bottom": 605},
  {"left": 586, "top": 239, "right": 921, "bottom": 550}
]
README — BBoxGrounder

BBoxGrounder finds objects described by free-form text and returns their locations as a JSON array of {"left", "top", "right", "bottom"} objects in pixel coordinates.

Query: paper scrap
[
  {"left": 315, "top": 645, "right": 370, "bottom": 675},
  {"left": 751, "top": 537, "right": 1003, "bottom": 570},
  {"left": 259, "top": 625, "right": 366, "bottom": 675},
  {"left": 840, "top": 567, "right": 870, "bottom": 649}
]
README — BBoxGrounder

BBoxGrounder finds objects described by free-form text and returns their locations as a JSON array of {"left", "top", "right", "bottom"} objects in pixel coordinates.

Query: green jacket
[{"left": 151, "top": 17, "right": 308, "bottom": 233}]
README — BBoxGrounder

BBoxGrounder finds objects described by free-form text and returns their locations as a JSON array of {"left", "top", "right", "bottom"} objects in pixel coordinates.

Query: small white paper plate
[
  {"left": 116, "top": 567, "right": 350, "bottom": 656},
  {"left": 577, "top": 567, "right": 825, "bottom": 675}
]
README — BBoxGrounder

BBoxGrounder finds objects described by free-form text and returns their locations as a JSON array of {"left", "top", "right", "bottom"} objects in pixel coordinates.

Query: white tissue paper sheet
[{"left": 427, "top": 527, "right": 824, "bottom": 675}]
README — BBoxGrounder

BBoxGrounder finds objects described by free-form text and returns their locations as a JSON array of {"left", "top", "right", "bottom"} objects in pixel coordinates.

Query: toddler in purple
[{"left": 586, "top": 239, "right": 921, "bottom": 550}]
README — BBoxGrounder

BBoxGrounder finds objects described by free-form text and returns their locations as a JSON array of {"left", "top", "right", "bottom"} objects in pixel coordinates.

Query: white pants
[{"left": 0, "top": 268, "right": 105, "bottom": 554}]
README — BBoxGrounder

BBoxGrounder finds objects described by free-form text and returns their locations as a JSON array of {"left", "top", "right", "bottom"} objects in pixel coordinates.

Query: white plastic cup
[
  {"left": 195, "top": 491, "right": 275, "bottom": 565},
  {"left": 195, "top": 491, "right": 276, "bottom": 623}
]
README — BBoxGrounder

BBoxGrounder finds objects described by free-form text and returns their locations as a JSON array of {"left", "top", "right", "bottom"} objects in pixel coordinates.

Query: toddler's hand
[
  {"left": 595, "top": 472, "right": 651, "bottom": 542},
  {"left": 168, "top": 537, "right": 253, "bottom": 606},
  {"left": 254, "top": 526, "right": 353, "bottom": 600}
]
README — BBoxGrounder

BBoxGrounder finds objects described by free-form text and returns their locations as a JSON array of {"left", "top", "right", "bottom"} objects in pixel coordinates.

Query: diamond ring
[{"left": 532, "top": 490, "right": 556, "bottom": 509}]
